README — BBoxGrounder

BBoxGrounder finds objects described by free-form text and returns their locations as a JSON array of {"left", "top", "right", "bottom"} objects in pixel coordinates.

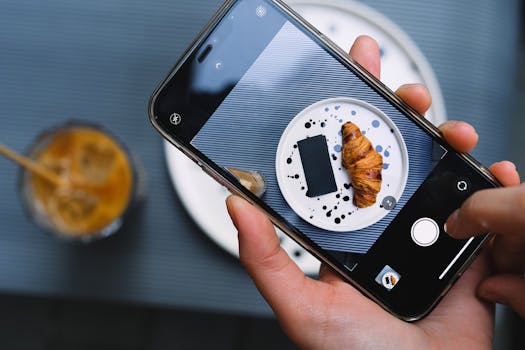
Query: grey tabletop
[{"left": 0, "top": 0, "right": 519, "bottom": 316}]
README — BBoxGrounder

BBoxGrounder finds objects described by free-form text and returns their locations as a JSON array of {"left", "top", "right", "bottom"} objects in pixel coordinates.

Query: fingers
[
  {"left": 438, "top": 121, "right": 479, "bottom": 153},
  {"left": 395, "top": 84, "right": 432, "bottom": 115},
  {"left": 445, "top": 184, "right": 525, "bottom": 239},
  {"left": 350, "top": 36, "right": 481, "bottom": 156},
  {"left": 352, "top": 37, "right": 478, "bottom": 156},
  {"left": 226, "top": 196, "right": 316, "bottom": 316},
  {"left": 350, "top": 36, "right": 434, "bottom": 120},
  {"left": 349, "top": 35, "right": 380, "bottom": 79},
  {"left": 444, "top": 163, "right": 524, "bottom": 273},
  {"left": 488, "top": 161, "right": 521, "bottom": 187},
  {"left": 478, "top": 274, "right": 525, "bottom": 318},
  {"left": 444, "top": 157, "right": 521, "bottom": 239}
]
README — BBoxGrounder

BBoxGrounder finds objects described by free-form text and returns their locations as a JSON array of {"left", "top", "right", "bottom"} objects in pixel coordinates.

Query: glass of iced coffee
[{"left": 19, "top": 122, "right": 140, "bottom": 242}]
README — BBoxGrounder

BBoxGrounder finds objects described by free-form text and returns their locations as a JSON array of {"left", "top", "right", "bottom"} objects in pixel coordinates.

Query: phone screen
[{"left": 152, "top": 0, "right": 495, "bottom": 319}]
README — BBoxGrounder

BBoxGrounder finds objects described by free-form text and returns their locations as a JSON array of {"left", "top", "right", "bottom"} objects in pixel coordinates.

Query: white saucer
[
  {"left": 164, "top": 142, "right": 321, "bottom": 275},
  {"left": 275, "top": 97, "right": 409, "bottom": 232},
  {"left": 286, "top": 0, "right": 447, "bottom": 125}
]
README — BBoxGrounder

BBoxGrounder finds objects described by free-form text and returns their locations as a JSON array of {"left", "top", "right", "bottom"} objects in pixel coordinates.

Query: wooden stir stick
[{"left": 0, "top": 144, "right": 65, "bottom": 186}]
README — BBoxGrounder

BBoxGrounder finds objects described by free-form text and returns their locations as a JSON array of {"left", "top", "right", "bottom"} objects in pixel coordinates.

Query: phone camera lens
[
  {"left": 197, "top": 44, "right": 213, "bottom": 63},
  {"left": 215, "top": 62, "right": 223, "bottom": 70}
]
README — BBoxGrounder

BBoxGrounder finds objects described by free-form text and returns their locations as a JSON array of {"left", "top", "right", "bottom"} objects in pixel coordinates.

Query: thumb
[{"left": 226, "top": 195, "right": 317, "bottom": 319}]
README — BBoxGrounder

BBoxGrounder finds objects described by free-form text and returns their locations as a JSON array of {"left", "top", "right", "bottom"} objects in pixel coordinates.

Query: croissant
[{"left": 342, "top": 122, "right": 383, "bottom": 208}]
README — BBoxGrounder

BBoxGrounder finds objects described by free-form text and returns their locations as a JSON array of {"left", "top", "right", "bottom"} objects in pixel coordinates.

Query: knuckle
[
  {"left": 241, "top": 244, "right": 289, "bottom": 274},
  {"left": 259, "top": 249, "right": 288, "bottom": 272}
]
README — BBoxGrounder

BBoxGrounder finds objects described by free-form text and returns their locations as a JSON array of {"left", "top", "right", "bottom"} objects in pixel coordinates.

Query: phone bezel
[{"left": 148, "top": 0, "right": 498, "bottom": 321}]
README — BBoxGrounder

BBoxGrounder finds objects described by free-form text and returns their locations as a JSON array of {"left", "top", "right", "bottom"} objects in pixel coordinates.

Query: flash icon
[
  {"left": 170, "top": 113, "right": 182, "bottom": 125},
  {"left": 256, "top": 5, "right": 267, "bottom": 18}
]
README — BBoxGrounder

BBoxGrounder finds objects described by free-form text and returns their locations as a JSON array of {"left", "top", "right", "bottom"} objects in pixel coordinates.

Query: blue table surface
[{"left": 0, "top": 0, "right": 519, "bottom": 315}]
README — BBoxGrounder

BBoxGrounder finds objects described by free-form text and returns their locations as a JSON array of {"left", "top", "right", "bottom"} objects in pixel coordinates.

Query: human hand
[
  {"left": 445, "top": 164, "right": 524, "bottom": 317},
  {"left": 226, "top": 36, "right": 520, "bottom": 349}
]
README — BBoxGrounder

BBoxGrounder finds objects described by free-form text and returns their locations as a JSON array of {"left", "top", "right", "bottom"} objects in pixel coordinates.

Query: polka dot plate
[{"left": 276, "top": 97, "right": 409, "bottom": 232}]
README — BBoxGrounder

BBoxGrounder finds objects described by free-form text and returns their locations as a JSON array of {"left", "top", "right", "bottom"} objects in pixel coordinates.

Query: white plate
[
  {"left": 276, "top": 97, "right": 409, "bottom": 232},
  {"left": 164, "top": 142, "right": 321, "bottom": 275}
]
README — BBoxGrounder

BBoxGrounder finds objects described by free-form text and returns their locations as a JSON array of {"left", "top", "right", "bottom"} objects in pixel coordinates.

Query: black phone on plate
[{"left": 148, "top": 0, "right": 498, "bottom": 321}]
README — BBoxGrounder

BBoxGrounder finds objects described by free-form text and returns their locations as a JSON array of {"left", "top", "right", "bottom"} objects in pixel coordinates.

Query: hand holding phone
[{"left": 226, "top": 36, "right": 518, "bottom": 349}]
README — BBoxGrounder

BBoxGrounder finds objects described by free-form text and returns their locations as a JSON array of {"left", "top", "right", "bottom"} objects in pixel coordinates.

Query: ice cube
[
  {"left": 78, "top": 143, "right": 116, "bottom": 183},
  {"left": 51, "top": 189, "right": 98, "bottom": 225}
]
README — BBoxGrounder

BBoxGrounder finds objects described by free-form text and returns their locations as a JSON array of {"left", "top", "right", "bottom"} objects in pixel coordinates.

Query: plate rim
[
  {"left": 275, "top": 96, "right": 409, "bottom": 232},
  {"left": 285, "top": 0, "right": 447, "bottom": 126}
]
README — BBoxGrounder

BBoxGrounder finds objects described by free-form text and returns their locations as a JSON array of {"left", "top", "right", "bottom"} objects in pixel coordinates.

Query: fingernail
[
  {"left": 500, "top": 160, "right": 517, "bottom": 171},
  {"left": 226, "top": 195, "right": 243, "bottom": 226},
  {"left": 478, "top": 288, "right": 506, "bottom": 305},
  {"left": 227, "top": 195, "right": 247, "bottom": 209},
  {"left": 399, "top": 83, "right": 420, "bottom": 89},
  {"left": 439, "top": 120, "right": 460, "bottom": 132},
  {"left": 440, "top": 120, "right": 476, "bottom": 134},
  {"left": 477, "top": 286, "right": 492, "bottom": 299},
  {"left": 445, "top": 210, "right": 459, "bottom": 237},
  {"left": 460, "top": 121, "right": 478, "bottom": 139}
]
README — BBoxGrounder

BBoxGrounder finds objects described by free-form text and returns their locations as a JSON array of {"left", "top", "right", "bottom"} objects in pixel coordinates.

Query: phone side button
[
  {"left": 201, "top": 166, "right": 219, "bottom": 180},
  {"left": 201, "top": 166, "right": 231, "bottom": 192}
]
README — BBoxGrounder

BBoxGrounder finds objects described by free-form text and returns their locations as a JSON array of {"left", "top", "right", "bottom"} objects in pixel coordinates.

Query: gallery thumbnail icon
[{"left": 375, "top": 265, "right": 401, "bottom": 291}]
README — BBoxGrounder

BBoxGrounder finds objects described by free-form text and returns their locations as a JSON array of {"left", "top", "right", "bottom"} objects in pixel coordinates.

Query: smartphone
[{"left": 149, "top": 0, "right": 498, "bottom": 321}]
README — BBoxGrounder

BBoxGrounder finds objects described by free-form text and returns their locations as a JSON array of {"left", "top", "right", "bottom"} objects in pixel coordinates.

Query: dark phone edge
[
  {"left": 148, "top": 0, "right": 500, "bottom": 321},
  {"left": 148, "top": 0, "right": 236, "bottom": 125}
]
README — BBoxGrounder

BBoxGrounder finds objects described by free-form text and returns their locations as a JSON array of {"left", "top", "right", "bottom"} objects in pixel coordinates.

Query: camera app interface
[{"left": 184, "top": 0, "right": 490, "bottom": 300}]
